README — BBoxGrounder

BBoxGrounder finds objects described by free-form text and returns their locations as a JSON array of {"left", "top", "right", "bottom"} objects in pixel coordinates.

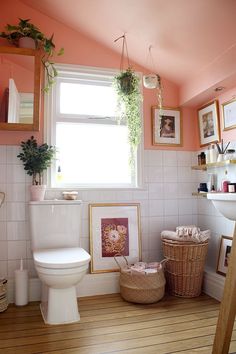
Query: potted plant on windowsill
[
  {"left": 0, "top": 18, "right": 64, "bottom": 92},
  {"left": 17, "top": 136, "right": 56, "bottom": 201}
]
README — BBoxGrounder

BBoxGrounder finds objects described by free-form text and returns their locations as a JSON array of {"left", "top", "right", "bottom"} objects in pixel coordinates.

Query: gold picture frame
[
  {"left": 217, "top": 235, "right": 232, "bottom": 276},
  {"left": 222, "top": 98, "right": 236, "bottom": 131},
  {"left": 152, "top": 106, "right": 182, "bottom": 146},
  {"left": 198, "top": 100, "right": 220, "bottom": 147},
  {"left": 89, "top": 203, "right": 141, "bottom": 273}
]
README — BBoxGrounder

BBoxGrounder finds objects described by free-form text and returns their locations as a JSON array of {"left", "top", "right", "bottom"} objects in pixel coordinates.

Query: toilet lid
[{"left": 33, "top": 247, "right": 91, "bottom": 269}]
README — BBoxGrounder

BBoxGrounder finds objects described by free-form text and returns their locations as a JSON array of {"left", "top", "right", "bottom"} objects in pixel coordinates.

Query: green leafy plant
[
  {"left": 113, "top": 67, "right": 142, "bottom": 163},
  {"left": 17, "top": 136, "right": 56, "bottom": 185},
  {"left": 0, "top": 18, "right": 64, "bottom": 92}
]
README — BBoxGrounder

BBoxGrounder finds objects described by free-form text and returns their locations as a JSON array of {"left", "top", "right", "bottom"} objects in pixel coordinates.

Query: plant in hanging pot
[
  {"left": 0, "top": 18, "right": 64, "bottom": 92},
  {"left": 113, "top": 67, "right": 142, "bottom": 164},
  {"left": 113, "top": 35, "right": 142, "bottom": 165},
  {"left": 17, "top": 136, "right": 56, "bottom": 201}
]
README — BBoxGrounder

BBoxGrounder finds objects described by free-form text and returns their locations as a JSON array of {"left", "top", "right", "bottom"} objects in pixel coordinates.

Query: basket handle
[
  {"left": 114, "top": 254, "right": 129, "bottom": 270},
  {"left": 160, "top": 258, "right": 169, "bottom": 268}
]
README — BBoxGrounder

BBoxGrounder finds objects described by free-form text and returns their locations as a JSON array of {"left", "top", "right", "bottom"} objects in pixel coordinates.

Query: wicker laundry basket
[
  {"left": 115, "top": 257, "right": 166, "bottom": 304},
  {"left": 162, "top": 239, "right": 208, "bottom": 298},
  {"left": 0, "top": 279, "right": 8, "bottom": 312}
]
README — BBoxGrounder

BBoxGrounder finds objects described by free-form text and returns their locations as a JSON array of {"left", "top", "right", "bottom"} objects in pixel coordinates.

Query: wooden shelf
[
  {"left": 191, "top": 159, "right": 236, "bottom": 171},
  {"left": 192, "top": 192, "right": 207, "bottom": 197}
]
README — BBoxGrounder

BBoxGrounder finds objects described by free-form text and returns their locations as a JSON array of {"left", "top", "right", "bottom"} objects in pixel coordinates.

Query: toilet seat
[{"left": 33, "top": 247, "right": 90, "bottom": 269}]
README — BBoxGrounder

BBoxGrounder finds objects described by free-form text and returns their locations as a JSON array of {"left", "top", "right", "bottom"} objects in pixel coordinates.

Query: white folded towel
[{"left": 161, "top": 226, "right": 210, "bottom": 243}]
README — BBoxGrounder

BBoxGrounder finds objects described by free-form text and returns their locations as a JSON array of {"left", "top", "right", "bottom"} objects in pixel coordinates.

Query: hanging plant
[{"left": 113, "top": 35, "right": 142, "bottom": 164}]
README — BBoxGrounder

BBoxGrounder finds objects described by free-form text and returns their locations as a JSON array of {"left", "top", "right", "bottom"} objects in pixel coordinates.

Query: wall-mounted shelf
[{"left": 191, "top": 159, "right": 236, "bottom": 171}]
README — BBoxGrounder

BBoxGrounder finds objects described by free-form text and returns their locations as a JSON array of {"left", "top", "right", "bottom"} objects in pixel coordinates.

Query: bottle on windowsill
[{"left": 56, "top": 165, "right": 63, "bottom": 182}]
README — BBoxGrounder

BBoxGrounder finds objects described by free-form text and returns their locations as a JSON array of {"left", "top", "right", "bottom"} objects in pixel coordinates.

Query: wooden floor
[{"left": 0, "top": 293, "right": 236, "bottom": 354}]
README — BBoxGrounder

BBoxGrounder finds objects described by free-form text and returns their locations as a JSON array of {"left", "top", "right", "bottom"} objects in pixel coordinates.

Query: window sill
[{"left": 46, "top": 186, "right": 147, "bottom": 192}]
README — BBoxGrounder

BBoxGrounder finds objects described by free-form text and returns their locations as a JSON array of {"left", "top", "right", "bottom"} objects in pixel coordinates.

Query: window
[{"left": 45, "top": 64, "right": 143, "bottom": 188}]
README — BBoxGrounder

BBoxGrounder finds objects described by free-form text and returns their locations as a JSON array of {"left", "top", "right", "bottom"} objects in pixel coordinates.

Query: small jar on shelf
[{"left": 224, "top": 149, "right": 235, "bottom": 161}]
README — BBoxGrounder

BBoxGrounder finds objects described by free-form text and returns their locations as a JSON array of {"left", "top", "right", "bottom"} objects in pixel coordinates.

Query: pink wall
[{"left": 0, "top": 0, "right": 197, "bottom": 150}]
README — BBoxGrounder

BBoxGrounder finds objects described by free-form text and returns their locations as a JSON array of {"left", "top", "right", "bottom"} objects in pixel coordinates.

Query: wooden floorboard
[{"left": 0, "top": 293, "right": 234, "bottom": 354}]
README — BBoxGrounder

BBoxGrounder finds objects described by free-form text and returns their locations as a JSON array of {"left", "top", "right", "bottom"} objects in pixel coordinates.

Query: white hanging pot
[
  {"left": 30, "top": 185, "right": 46, "bottom": 201},
  {"left": 143, "top": 74, "right": 159, "bottom": 89}
]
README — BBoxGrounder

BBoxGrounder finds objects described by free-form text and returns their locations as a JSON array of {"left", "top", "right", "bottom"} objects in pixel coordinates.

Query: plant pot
[
  {"left": 30, "top": 185, "right": 46, "bottom": 201},
  {"left": 143, "top": 74, "right": 159, "bottom": 89},
  {"left": 118, "top": 76, "right": 135, "bottom": 95},
  {"left": 217, "top": 154, "right": 225, "bottom": 162},
  {"left": 18, "top": 37, "right": 36, "bottom": 49}
]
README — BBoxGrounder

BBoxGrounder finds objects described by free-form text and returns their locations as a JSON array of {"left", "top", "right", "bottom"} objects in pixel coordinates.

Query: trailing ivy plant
[
  {"left": 113, "top": 67, "right": 142, "bottom": 164},
  {"left": 17, "top": 136, "right": 56, "bottom": 185}
]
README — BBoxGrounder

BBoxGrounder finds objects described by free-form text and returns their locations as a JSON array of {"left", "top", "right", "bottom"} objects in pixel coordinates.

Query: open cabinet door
[{"left": 8, "top": 78, "right": 20, "bottom": 123}]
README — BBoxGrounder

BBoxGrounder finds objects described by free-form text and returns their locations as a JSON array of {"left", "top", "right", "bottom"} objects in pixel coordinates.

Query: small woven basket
[
  {"left": 162, "top": 239, "right": 208, "bottom": 298},
  {"left": 115, "top": 256, "right": 166, "bottom": 304},
  {"left": 0, "top": 279, "right": 8, "bottom": 312}
]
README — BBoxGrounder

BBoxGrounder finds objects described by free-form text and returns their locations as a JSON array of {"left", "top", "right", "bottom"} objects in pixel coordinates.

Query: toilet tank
[{"left": 29, "top": 200, "right": 82, "bottom": 250}]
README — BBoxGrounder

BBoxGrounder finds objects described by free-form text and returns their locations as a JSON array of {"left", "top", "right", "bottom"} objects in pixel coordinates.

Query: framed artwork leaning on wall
[
  {"left": 217, "top": 235, "right": 233, "bottom": 276},
  {"left": 89, "top": 203, "right": 141, "bottom": 273}
]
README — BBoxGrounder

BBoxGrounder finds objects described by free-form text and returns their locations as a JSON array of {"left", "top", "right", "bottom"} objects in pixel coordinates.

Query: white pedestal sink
[
  {"left": 207, "top": 192, "right": 236, "bottom": 220},
  {"left": 207, "top": 193, "right": 236, "bottom": 354}
]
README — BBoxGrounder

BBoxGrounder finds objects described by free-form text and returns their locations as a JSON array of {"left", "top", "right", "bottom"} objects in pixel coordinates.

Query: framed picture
[
  {"left": 152, "top": 106, "right": 182, "bottom": 146},
  {"left": 89, "top": 203, "right": 141, "bottom": 273},
  {"left": 222, "top": 98, "right": 236, "bottom": 131},
  {"left": 198, "top": 100, "right": 220, "bottom": 147},
  {"left": 217, "top": 235, "right": 233, "bottom": 276}
]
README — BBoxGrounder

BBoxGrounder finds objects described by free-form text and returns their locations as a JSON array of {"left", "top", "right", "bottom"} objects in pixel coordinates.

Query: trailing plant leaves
[{"left": 113, "top": 67, "right": 142, "bottom": 163}]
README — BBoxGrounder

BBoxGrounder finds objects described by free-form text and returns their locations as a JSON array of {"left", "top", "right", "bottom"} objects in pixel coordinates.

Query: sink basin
[{"left": 207, "top": 193, "right": 236, "bottom": 220}]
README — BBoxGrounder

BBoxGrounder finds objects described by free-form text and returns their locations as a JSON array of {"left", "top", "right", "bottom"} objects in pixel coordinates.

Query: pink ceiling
[{"left": 21, "top": 0, "right": 236, "bottom": 104}]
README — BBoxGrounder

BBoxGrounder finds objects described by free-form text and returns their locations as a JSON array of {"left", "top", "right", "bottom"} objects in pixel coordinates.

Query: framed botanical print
[
  {"left": 217, "top": 235, "right": 232, "bottom": 276},
  {"left": 89, "top": 203, "right": 141, "bottom": 273},
  {"left": 152, "top": 106, "right": 182, "bottom": 146},
  {"left": 198, "top": 100, "right": 220, "bottom": 147},
  {"left": 222, "top": 98, "right": 236, "bottom": 131}
]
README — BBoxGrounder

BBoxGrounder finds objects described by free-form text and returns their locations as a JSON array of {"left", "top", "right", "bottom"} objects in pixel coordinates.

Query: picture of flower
[
  {"left": 89, "top": 203, "right": 141, "bottom": 273},
  {"left": 101, "top": 218, "right": 129, "bottom": 257}
]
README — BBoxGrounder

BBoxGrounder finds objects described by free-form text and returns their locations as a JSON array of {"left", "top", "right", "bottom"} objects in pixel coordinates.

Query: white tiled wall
[{"left": 0, "top": 145, "right": 200, "bottom": 281}]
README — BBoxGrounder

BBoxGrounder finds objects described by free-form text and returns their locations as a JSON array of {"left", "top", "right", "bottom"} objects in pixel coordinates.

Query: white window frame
[{"left": 45, "top": 64, "right": 144, "bottom": 189}]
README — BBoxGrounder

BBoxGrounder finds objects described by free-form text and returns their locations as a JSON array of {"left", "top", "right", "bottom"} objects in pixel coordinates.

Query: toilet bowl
[
  {"left": 34, "top": 247, "right": 90, "bottom": 324},
  {"left": 29, "top": 200, "right": 90, "bottom": 325}
]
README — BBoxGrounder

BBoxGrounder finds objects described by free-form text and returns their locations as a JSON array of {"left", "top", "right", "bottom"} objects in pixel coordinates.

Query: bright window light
[
  {"left": 56, "top": 122, "right": 132, "bottom": 185},
  {"left": 60, "top": 82, "right": 117, "bottom": 117},
  {"left": 47, "top": 65, "right": 142, "bottom": 188}
]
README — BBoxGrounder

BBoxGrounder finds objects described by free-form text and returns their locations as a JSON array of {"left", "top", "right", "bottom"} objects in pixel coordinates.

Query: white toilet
[{"left": 29, "top": 200, "right": 91, "bottom": 325}]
